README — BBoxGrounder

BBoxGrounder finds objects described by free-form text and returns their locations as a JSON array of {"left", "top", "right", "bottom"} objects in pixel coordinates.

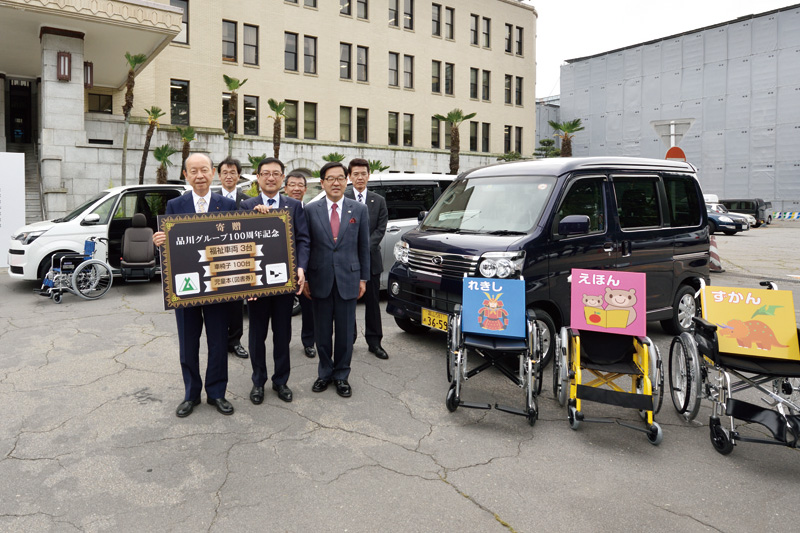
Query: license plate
[{"left": 421, "top": 308, "right": 448, "bottom": 331}]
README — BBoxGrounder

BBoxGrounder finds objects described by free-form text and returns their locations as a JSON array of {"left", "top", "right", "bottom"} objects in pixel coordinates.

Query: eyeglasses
[
  {"left": 259, "top": 171, "right": 283, "bottom": 178},
  {"left": 323, "top": 176, "right": 348, "bottom": 183}
]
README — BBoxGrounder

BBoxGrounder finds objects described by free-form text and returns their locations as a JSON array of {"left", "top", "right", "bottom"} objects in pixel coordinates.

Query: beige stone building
[{"left": 1, "top": 0, "right": 536, "bottom": 218}]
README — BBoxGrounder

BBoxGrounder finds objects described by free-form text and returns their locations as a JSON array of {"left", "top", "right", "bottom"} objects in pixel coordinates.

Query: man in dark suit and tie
[
  {"left": 240, "top": 158, "right": 310, "bottom": 405},
  {"left": 217, "top": 157, "right": 250, "bottom": 360},
  {"left": 344, "top": 158, "right": 389, "bottom": 359},
  {"left": 303, "top": 162, "right": 370, "bottom": 397},
  {"left": 153, "top": 153, "right": 237, "bottom": 418},
  {"left": 285, "top": 172, "right": 316, "bottom": 359}
]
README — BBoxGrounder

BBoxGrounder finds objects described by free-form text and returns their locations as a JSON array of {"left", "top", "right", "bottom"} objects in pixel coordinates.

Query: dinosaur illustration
[{"left": 719, "top": 319, "right": 789, "bottom": 350}]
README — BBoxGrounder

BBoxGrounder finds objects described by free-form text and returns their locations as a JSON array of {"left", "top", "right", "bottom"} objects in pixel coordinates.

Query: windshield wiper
[
  {"left": 422, "top": 226, "right": 459, "bottom": 233},
  {"left": 485, "top": 229, "right": 527, "bottom": 235}
]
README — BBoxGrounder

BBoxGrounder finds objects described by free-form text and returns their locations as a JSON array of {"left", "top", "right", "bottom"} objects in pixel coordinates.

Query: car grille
[
  {"left": 407, "top": 248, "right": 480, "bottom": 279},
  {"left": 398, "top": 280, "right": 461, "bottom": 314}
]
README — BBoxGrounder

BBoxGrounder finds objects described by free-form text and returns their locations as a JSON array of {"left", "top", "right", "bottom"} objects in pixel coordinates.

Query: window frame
[
  {"left": 88, "top": 93, "right": 113, "bottom": 114},
  {"left": 357, "top": 0, "right": 368, "bottom": 19},
  {"left": 340, "top": 42, "right": 352, "bottom": 80},
  {"left": 504, "top": 74, "right": 512, "bottom": 104},
  {"left": 170, "top": 79, "right": 189, "bottom": 125},
  {"left": 340, "top": 105, "right": 352, "bottom": 142},
  {"left": 388, "top": 52, "right": 399, "bottom": 87},
  {"left": 515, "top": 76, "right": 523, "bottom": 106},
  {"left": 482, "top": 70, "right": 491, "bottom": 101},
  {"left": 431, "top": 116, "right": 440, "bottom": 149},
  {"left": 482, "top": 17, "right": 491, "bottom": 48},
  {"left": 469, "top": 121, "right": 478, "bottom": 151},
  {"left": 285, "top": 100, "right": 298, "bottom": 138},
  {"left": 470, "top": 14, "right": 479, "bottom": 45},
  {"left": 403, "top": 0, "right": 414, "bottom": 30},
  {"left": 357, "top": 107, "right": 369, "bottom": 143},
  {"left": 388, "top": 111, "right": 399, "bottom": 145},
  {"left": 357, "top": 45, "right": 369, "bottom": 82},
  {"left": 469, "top": 67, "right": 478, "bottom": 99},
  {"left": 445, "top": 7, "right": 454, "bottom": 39},
  {"left": 403, "top": 54, "right": 414, "bottom": 89},
  {"left": 388, "top": 0, "right": 398, "bottom": 26},
  {"left": 243, "top": 23, "right": 259, "bottom": 66},
  {"left": 222, "top": 92, "right": 237, "bottom": 134},
  {"left": 481, "top": 122, "right": 490, "bottom": 152},
  {"left": 431, "top": 3, "right": 441, "bottom": 36},
  {"left": 243, "top": 94, "right": 258, "bottom": 136},
  {"left": 444, "top": 62, "right": 454, "bottom": 95},
  {"left": 340, "top": 0, "right": 351, "bottom": 15},
  {"left": 505, "top": 23, "right": 513, "bottom": 53},
  {"left": 431, "top": 60, "right": 441, "bottom": 93},
  {"left": 170, "top": 0, "right": 188, "bottom": 44},
  {"left": 516, "top": 26, "right": 524, "bottom": 55},
  {"left": 304, "top": 101, "right": 317, "bottom": 139},
  {"left": 284, "top": 32, "right": 298, "bottom": 71},
  {"left": 304, "top": 35, "right": 317, "bottom": 74},
  {"left": 222, "top": 20, "right": 237, "bottom": 62},
  {"left": 403, "top": 113, "right": 413, "bottom": 147},
  {"left": 515, "top": 126, "right": 522, "bottom": 154}
]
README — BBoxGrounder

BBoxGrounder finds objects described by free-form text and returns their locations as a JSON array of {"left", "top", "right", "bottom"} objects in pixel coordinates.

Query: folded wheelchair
[
  {"left": 669, "top": 281, "right": 800, "bottom": 455},
  {"left": 445, "top": 277, "right": 544, "bottom": 426}
]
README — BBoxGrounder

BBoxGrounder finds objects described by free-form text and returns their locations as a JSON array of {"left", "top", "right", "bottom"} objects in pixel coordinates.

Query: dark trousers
[
  {"left": 313, "top": 281, "right": 357, "bottom": 381},
  {"left": 227, "top": 301, "right": 244, "bottom": 348},
  {"left": 362, "top": 272, "right": 383, "bottom": 347},
  {"left": 248, "top": 293, "right": 293, "bottom": 387},
  {"left": 175, "top": 302, "right": 231, "bottom": 401},
  {"left": 299, "top": 293, "right": 315, "bottom": 348}
]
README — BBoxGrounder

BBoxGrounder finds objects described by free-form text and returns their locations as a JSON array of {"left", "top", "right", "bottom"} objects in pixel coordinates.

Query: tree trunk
[
  {"left": 561, "top": 135, "right": 572, "bottom": 157},
  {"left": 181, "top": 141, "right": 189, "bottom": 178},
  {"left": 227, "top": 91, "right": 237, "bottom": 157},
  {"left": 138, "top": 122, "right": 157, "bottom": 185},
  {"left": 449, "top": 123, "right": 460, "bottom": 175},
  {"left": 121, "top": 71, "right": 135, "bottom": 186},
  {"left": 273, "top": 118, "right": 282, "bottom": 159},
  {"left": 156, "top": 164, "right": 167, "bottom": 184},
  {"left": 121, "top": 120, "right": 130, "bottom": 186}
]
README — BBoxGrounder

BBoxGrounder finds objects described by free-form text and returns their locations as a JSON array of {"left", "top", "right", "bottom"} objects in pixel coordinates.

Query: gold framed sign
[{"left": 158, "top": 210, "right": 297, "bottom": 310}]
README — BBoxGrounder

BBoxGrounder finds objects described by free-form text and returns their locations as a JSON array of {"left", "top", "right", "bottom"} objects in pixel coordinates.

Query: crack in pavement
[
  {"left": 438, "top": 473, "right": 518, "bottom": 532},
  {"left": 0, "top": 512, "right": 82, "bottom": 532},
  {"left": 651, "top": 503, "right": 724, "bottom": 531}
]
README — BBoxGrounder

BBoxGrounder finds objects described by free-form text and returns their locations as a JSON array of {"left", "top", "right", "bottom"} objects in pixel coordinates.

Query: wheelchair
[
  {"left": 669, "top": 281, "right": 800, "bottom": 455},
  {"left": 445, "top": 298, "right": 544, "bottom": 426},
  {"left": 553, "top": 328, "right": 664, "bottom": 445},
  {"left": 38, "top": 237, "right": 113, "bottom": 303}
]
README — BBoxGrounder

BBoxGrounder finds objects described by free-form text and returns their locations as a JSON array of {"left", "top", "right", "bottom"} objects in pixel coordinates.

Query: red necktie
[{"left": 330, "top": 203, "right": 340, "bottom": 241}]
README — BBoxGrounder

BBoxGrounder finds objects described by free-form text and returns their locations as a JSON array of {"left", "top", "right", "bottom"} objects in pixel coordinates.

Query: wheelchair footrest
[
  {"left": 726, "top": 399, "right": 800, "bottom": 446},
  {"left": 458, "top": 401, "right": 492, "bottom": 410},
  {"left": 577, "top": 385, "right": 653, "bottom": 411},
  {"left": 495, "top": 404, "right": 529, "bottom": 416}
]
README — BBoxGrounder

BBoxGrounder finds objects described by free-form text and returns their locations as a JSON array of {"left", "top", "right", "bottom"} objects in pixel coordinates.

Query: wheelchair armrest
[
  {"left": 567, "top": 328, "right": 580, "bottom": 338},
  {"left": 636, "top": 336, "right": 651, "bottom": 346},
  {"left": 454, "top": 304, "right": 462, "bottom": 313},
  {"left": 692, "top": 316, "right": 717, "bottom": 332},
  {"left": 526, "top": 308, "right": 537, "bottom": 321}
]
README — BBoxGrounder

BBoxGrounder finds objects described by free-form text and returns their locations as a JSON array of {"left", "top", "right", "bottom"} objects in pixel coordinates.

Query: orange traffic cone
[{"left": 709, "top": 235, "right": 724, "bottom": 272}]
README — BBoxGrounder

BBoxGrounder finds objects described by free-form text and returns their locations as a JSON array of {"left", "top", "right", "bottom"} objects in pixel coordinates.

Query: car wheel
[
  {"left": 394, "top": 316, "right": 430, "bottom": 334},
  {"left": 707, "top": 220, "right": 716, "bottom": 235},
  {"left": 530, "top": 308, "right": 556, "bottom": 369},
  {"left": 660, "top": 284, "right": 698, "bottom": 335},
  {"left": 767, "top": 215, "right": 772, "bottom": 225}
]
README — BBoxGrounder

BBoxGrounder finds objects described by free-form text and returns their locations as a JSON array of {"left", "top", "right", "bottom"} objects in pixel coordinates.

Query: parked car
[
  {"left": 706, "top": 207, "right": 749, "bottom": 235},
  {"left": 720, "top": 198, "right": 767, "bottom": 227},
  {"left": 387, "top": 157, "right": 710, "bottom": 366},
  {"left": 8, "top": 184, "right": 188, "bottom": 281},
  {"left": 764, "top": 201, "right": 773, "bottom": 224},
  {"left": 706, "top": 203, "right": 755, "bottom": 228}
]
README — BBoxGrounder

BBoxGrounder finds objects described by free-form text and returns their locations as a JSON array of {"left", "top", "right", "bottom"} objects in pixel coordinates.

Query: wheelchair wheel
[
  {"left": 669, "top": 333, "right": 702, "bottom": 421},
  {"left": 446, "top": 383, "right": 459, "bottom": 412},
  {"left": 52, "top": 292, "right": 62, "bottom": 304},
  {"left": 651, "top": 344, "right": 664, "bottom": 415},
  {"left": 647, "top": 423, "right": 664, "bottom": 446},
  {"left": 72, "top": 260, "right": 113, "bottom": 300},
  {"left": 553, "top": 328, "right": 569, "bottom": 407},
  {"left": 568, "top": 405, "right": 581, "bottom": 430},
  {"left": 446, "top": 313, "right": 461, "bottom": 383},
  {"left": 709, "top": 418, "right": 734, "bottom": 455}
]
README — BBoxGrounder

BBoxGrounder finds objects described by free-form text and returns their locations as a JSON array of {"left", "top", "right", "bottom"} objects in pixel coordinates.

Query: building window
[
  {"left": 481, "top": 122, "right": 490, "bottom": 152},
  {"left": 403, "top": 55, "right": 414, "bottom": 89},
  {"left": 244, "top": 95, "right": 258, "bottom": 135},
  {"left": 505, "top": 23, "right": 513, "bottom": 53},
  {"left": 88, "top": 93, "right": 112, "bottom": 114},
  {"left": 286, "top": 0, "right": 297, "bottom": 3},
  {"left": 482, "top": 70, "right": 490, "bottom": 101},
  {"left": 445, "top": 63, "right": 454, "bottom": 95},
  {"left": 431, "top": 60, "right": 441, "bottom": 93},
  {"left": 304, "top": 102, "right": 317, "bottom": 139},
  {"left": 357, "top": 0, "right": 368, "bottom": 19},
  {"left": 504, "top": 125, "right": 512, "bottom": 153},
  {"left": 304, "top": 36, "right": 317, "bottom": 74},
  {"left": 357, "top": 46, "right": 368, "bottom": 81},
  {"left": 515, "top": 126, "right": 522, "bottom": 153},
  {"left": 388, "top": 52, "right": 399, "bottom": 86},
  {"left": 470, "top": 14, "right": 479, "bottom": 45},
  {"left": 222, "top": 92, "right": 237, "bottom": 133},
  {"left": 357, "top": 107, "right": 368, "bottom": 142},
  {"left": 432, "top": 4, "right": 441, "bottom": 36},
  {"left": 431, "top": 116, "right": 440, "bottom": 148},
  {"left": 340, "top": 106, "right": 352, "bottom": 142},
  {"left": 516, "top": 26, "right": 524, "bottom": 55},
  {"left": 244, "top": 24, "right": 258, "bottom": 65},
  {"left": 305, "top": 0, "right": 317, "bottom": 6},
  {"left": 388, "top": 0, "right": 398, "bottom": 26},
  {"left": 222, "top": 20, "right": 237, "bottom": 62},
  {"left": 170, "top": 0, "right": 188, "bottom": 44},
  {"left": 388, "top": 111, "right": 399, "bottom": 145},
  {"left": 340, "top": 0, "right": 351, "bottom": 15},
  {"left": 170, "top": 79, "right": 189, "bottom": 125},
  {"left": 403, "top": 113, "right": 413, "bottom": 146},
  {"left": 505, "top": 74, "right": 512, "bottom": 104},
  {"left": 340, "top": 43, "right": 352, "bottom": 79},
  {"left": 445, "top": 7, "right": 454, "bottom": 39},
  {"left": 285, "top": 32, "right": 298, "bottom": 71},
  {"left": 285, "top": 100, "right": 298, "bottom": 138},
  {"left": 469, "top": 68, "right": 478, "bottom": 99},
  {"left": 515, "top": 76, "right": 523, "bottom": 105},
  {"left": 482, "top": 17, "right": 491, "bottom": 48},
  {"left": 403, "top": 0, "right": 414, "bottom": 30},
  {"left": 469, "top": 121, "right": 478, "bottom": 151}
]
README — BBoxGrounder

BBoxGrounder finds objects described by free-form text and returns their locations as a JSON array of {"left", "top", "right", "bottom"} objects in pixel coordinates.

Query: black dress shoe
[
  {"left": 312, "top": 378, "right": 330, "bottom": 393},
  {"left": 250, "top": 385, "right": 264, "bottom": 405},
  {"left": 176, "top": 398, "right": 201, "bottom": 418},
  {"left": 272, "top": 383, "right": 293, "bottom": 402},
  {"left": 334, "top": 379, "right": 352, "bottom": 398},
  {"left": 369, "top": 345, "right": 389, "bottom": 359},
  {"left": 304, "top": 346, "right": 317, "bottom": 358},
  {"left": 229, "top": 344, "right": 249, "bottom": 359},
  {"left": 207, "top": 397, "right": 234, "bottom": 415}
]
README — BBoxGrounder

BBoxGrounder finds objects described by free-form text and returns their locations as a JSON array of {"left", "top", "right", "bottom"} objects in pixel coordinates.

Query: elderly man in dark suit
[
  {"left": 303, "top": 161, "right": 370, "bottom": 398},
  {"left": 153, "top": 153, "right": 237, "bottom": 418},
  {"left": 344, "top": 158, "right": 389, "bottom": 359},
  {"left": 241, "top": 158, "right": 310, "bottom": 404},
  {"left": 217, "top": 157, "right": 250, "bottom": 360}
]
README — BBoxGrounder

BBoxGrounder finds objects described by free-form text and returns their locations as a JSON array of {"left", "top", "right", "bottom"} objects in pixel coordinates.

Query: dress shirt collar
[
  {"left": 325, "top": 196, "right": 343, "bottom": 217},
  {"left": 191, "top": 190, "right": 212, "bottom": 213},
  {"left": 354, "top": 187, "right": 367, "bottom": 203},
  {"left": 221, "top": 188, "right": 237, "bottom": 200},
  {"left": 261, "top": 193, "right": 280, "bottom": 208}
]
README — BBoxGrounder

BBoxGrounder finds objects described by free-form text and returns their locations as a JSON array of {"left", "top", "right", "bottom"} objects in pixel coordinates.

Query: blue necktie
[
  {"left": 267, "top": 198, "right": 275, "bottom": 207},
  {"left": 358, "top": 192, "right": 364, "bottom": 203}
]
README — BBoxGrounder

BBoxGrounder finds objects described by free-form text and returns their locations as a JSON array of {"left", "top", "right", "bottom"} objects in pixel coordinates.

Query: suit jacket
[
  {"left": 345, "top": 189, "right": 388, "bottom": 276},
  {"left": 305, "top": 196, "right": 370, "bottom": 300},
  {"left": 240, "top": 193, "right": 310, "bottom": 271},
  {"left": 166, "top": 191, "right": 237, "bottom": 215}
]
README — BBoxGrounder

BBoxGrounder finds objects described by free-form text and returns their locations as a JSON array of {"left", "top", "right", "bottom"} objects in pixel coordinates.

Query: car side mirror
[
  {"left": 558, "top": 214, "right": 590, "bottom": 236},
  {"left": 418, "top": 210, "right": 428, "bottom": 223},
  {"left": 82, "top": 213, "right": 101, "bottom": 225}
]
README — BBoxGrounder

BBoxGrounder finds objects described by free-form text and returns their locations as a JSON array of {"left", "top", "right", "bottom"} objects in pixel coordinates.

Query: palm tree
[
  {"left": 247, "top": 153, "right": 267, "bottom": 173},
  {"left": 322, "top": 152, "right": 346, "bottom": 163},
  {"left": 267, "top": 98, "right": 286, "bottom": 159},
  {"left": 433, "top": 109, "right": 476, "bottom": 175},
  {"left": 153, "top": 144, "right": 178, "bottom": 184},
  {"left": 138, "top": 106, "right": 165, "bottom": 184},
  {"left": 176, "top": 126, "right": 196, "bottom": 175},
  {"left": 548, "top": 118, "right": 585, "bottom": 157},
  {"left": 223, "top": 74, "right": 247, "bottom": 157},
  {"left": 121, "top": 52, "right": 147, "bottom": 185},
  {"left": 368, "top": 160, "right": 390, "bottom": 173}
]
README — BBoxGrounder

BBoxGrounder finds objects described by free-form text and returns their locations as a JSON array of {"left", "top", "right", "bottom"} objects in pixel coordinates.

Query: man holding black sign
[
  {"left": 240, "top": 158, "right": 310, "bottom": 405},
  {"left": 153, "top": 153, "right": 237, "bottom": 418}
]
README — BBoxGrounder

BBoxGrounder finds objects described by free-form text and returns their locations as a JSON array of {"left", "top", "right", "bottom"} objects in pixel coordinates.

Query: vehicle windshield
[
  {"left": 56, "top": 193, "right": 108, "bottom": 222},
  {"left": 422, "top": 175, "right": 556, "bottom": 233}
]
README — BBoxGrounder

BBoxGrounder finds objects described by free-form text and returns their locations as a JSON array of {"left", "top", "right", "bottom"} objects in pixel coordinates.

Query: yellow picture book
[{"left": 583, "top": 307, "right": 630, "bottom": 329}]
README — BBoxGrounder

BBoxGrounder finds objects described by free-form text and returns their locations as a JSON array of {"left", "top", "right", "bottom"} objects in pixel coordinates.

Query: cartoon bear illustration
[
  {"left": 582, "top": 294, "right": 604, "bottom": 308},
  {"left": 604, "top": 287, "right": 637, "bottom": 326}
]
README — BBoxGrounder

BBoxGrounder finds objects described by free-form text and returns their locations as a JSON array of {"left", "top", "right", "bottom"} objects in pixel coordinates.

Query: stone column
[
  {"left": 0, "top": 73, "right": 6, "bottom": 152},
  {"left": 39, "top": 27, "right": 86, "bottom": 218}
]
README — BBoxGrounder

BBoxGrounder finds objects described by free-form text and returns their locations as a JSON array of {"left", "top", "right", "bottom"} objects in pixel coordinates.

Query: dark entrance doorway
[{"left": 8, "top": 79, "right": 33, "bottom": 144}]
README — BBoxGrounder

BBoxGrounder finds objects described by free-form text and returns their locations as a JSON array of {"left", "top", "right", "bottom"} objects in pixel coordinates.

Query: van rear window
[
  {"left": 613, "top": 176, "right": 661, "bottom": 229},
  {"left": 664, "top": 175, "right": 702, "bottom": 227}
]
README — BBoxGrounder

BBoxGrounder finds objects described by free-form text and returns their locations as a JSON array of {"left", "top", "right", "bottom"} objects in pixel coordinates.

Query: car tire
[
  {"left": 660, "top": 284, "right": 698, "bottom": 335},
  {"left": 394, "top": 316, "right": 430, "bottom": 334},
  {"left": 707, "top": 221, "right": 717, "bottom": 235}
]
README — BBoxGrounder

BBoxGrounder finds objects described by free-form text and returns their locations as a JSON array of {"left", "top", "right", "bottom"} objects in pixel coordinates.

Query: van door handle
[
  {"left": 387, "top": 226, "right": 402, "bottom": 234},
  {"left": 603, "top": 242, "right": 615, "bottom": 254},
  {"left": 621, "top": 241, "right": 632, "bottom": 257}
]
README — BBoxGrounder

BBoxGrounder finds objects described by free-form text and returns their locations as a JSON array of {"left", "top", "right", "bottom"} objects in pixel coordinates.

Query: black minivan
[{"left": 386, "top": 157, "right": 710, "bottom": 365}]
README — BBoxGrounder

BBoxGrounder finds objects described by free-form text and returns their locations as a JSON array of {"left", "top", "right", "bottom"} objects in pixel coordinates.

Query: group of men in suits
[{"left": 154, "top": 153, "right": 389, "bottom": 418}]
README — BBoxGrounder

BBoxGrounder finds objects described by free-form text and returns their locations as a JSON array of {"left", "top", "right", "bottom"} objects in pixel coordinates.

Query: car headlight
[
  {"left": 394, "top": 241, "right": 409, "bottom": 264},
  {"left": 719, "top": 216, "right": 733, "bottom": 223},
  {"left": 13, "top": 230, "right": 46, "bottom": 245},
  {"left": 477, "top": 251, "right": 525, "bottom": 278}
]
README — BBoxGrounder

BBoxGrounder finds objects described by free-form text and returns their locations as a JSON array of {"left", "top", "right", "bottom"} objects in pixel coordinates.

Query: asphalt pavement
[{"left": 1, "top": 222, "right": 799, "bottom": 532}]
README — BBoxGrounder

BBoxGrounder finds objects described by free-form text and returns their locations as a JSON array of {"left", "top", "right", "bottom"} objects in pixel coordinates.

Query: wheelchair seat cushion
[
  {"left": 463, "top": 334, "right": 528, "bottom": 352},
  {"left": 578, "top": 330, "right": 636, "bottom": 366}
]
